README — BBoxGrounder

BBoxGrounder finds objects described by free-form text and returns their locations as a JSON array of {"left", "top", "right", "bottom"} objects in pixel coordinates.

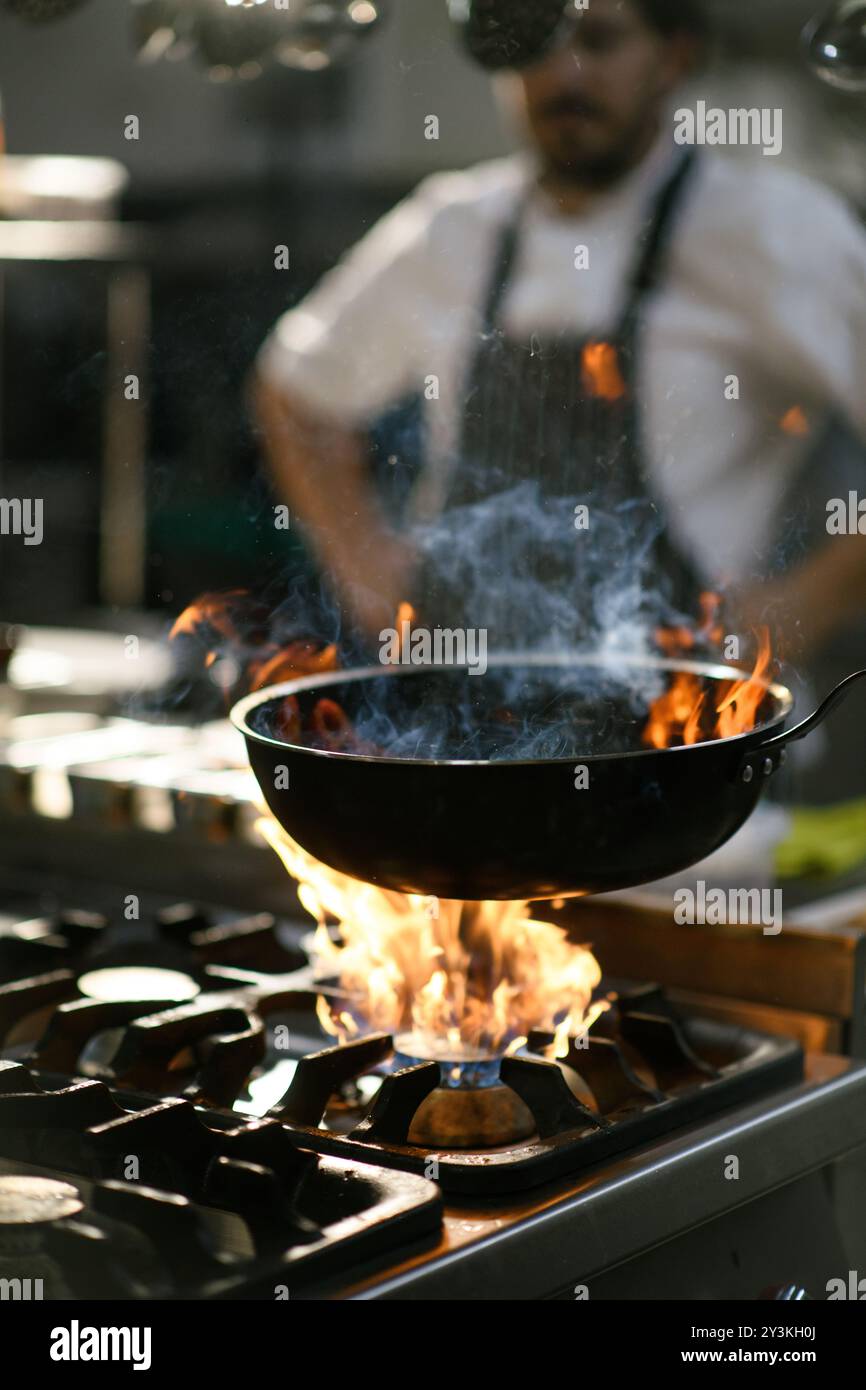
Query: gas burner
[
  {"left": 265, "top": 990, "right": 804, "bottom": 1193},
  {"left": 0, "top": 1174, "right": 84, "bottom": 1227},
  {"left": 0, "top": 906, "right": 806, "bottom": 1194},
  {"left": 0, "top": 903, "right": 318, "bottom": 1105},
  {"left": 391, "top": 1036, "right": 535, "bottom": 1148},
  {"left": 2, "top": 887, "right": 865, "bottom": 1298},
  {"left": 393, "top": 1034, "right": 503, "bottom": 1089},
  {"left": 407, "top": 1082, "right": 536, "bottom": 1149},
  {"left": 0, "top": 1060, "right": 442, "bottom": 1298},
  {"left": 78, "top": 966, "right": 201, "bottom": 1003},
  {"left": 0, "top": 902, "right": 306, "bottom": 985}
]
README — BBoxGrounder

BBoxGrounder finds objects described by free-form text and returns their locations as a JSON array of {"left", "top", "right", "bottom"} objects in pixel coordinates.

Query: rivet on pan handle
[{"left": 737, "top": 669, "right": 866, "bottom": 784}]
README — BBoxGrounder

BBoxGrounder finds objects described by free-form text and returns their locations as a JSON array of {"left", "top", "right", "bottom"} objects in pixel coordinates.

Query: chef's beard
[{"left": 535, "top": 105, "right": 661, "bottom": 190}]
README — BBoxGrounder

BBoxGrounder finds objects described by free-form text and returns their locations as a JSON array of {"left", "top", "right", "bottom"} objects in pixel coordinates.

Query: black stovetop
[{"left": 1, "top": 886, "right": 863, "bottom": 1300}]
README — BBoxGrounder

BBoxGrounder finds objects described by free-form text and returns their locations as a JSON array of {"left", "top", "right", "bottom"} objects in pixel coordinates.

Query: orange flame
[
  {"left": 780, "top": 406, "right": 809, "bottom": 437},
  {"left": 169, "top": 590, "right": 339, "bottom": 703},
  {"left": 642, "top": 670, "right": 706, "bottom": 750},
  {"left": 643, "top": 626, "right": 773, "bottom": 749},
  {"left": 257, "top": 818, "right": 608, "bottom": 1057},
  {"left": 396, "top": 601, "right": 416, "bottom": 661},
  {"left": 247, "top": 641, "right": 338, "bottom": 692},
  {"left": 169, "top": 589, "right": 250, "bottom": 642},
  {"left": 698, "top": 591, "right": 726, "bottom": 645},
  {"left": 655, "top": 592, "right": 725, "bottom": 658},
  {"left": 715, "top": 629, "right": 773, "bottom": 739},
  {"left": 655, "top": 625, "right": 696, "bottom": 657},
  {"left": 581, "top": 342, "right": 626, "bottom": 401}
]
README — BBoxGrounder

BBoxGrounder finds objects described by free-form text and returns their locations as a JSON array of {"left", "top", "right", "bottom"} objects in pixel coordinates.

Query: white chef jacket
[{"left": 257, "top": 136, "right": 866, "bottom": 582}]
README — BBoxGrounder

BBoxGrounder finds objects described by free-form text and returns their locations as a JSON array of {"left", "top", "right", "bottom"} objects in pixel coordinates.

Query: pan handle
[{"left": 737, "top": 669, "right": 866, "bottom": 785}]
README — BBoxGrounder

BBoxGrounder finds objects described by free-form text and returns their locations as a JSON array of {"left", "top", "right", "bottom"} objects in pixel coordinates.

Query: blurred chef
[{"left": 253, "top": 0, "right": 866, "bottom": 654}]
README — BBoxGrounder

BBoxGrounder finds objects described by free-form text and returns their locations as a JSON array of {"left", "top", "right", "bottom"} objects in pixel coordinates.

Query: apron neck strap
[
  {"left": 479, "top": 148, "right": 699, "bottom": 336},
  {"left": 619, "top": 147, "right": 697, "bottom": 330},
  {"left": 479, "top": 197, "right": 526, "bottom": 331}
]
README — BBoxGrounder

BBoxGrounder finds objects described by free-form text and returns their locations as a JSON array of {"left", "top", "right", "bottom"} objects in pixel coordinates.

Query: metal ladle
[{"left": 804, "top": 0, "right": 866, "bottom": 91}]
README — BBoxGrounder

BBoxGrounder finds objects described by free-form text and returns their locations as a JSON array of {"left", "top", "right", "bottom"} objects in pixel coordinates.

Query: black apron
[{"left": 415, "top": 150, "right": 704, "bottom": 648}]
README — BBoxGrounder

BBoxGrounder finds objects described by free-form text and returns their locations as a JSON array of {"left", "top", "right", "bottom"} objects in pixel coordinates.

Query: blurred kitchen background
[{"left": 0, "top": 0, "right": 865, "bottom": 897}]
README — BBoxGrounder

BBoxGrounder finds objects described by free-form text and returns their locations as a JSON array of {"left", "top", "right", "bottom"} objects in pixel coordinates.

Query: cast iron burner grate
[
  {"left": 0, "top": 903, "right": 804, "bottom": 1198},
  {"left": 267, "top": 987, "right": 804, "bottom": 1195},
  {"left": 0, "top": 1059, "right": 442, "bottom": 1298}
]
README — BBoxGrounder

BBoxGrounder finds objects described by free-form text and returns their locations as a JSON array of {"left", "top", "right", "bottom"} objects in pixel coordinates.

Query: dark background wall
[{"left": 0, "top": 1, "right": 512, "bottom": 619}]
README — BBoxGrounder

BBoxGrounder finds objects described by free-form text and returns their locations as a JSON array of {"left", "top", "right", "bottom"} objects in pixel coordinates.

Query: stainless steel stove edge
[{"left": 350, "top": 1059, "right": 866, "bottom": 1300}]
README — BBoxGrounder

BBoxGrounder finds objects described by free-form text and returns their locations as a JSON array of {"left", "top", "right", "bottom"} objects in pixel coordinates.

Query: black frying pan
[{"left": 231, "top": 655, "right": 866, "bottom": 901}]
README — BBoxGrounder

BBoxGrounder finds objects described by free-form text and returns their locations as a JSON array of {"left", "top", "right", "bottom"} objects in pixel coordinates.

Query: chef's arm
[
  {"left": 736, "top": 533, "right": 866, "bottom": 661},
  {"left": 251, "top": 373, "right": 416, "bottom": 639}
]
